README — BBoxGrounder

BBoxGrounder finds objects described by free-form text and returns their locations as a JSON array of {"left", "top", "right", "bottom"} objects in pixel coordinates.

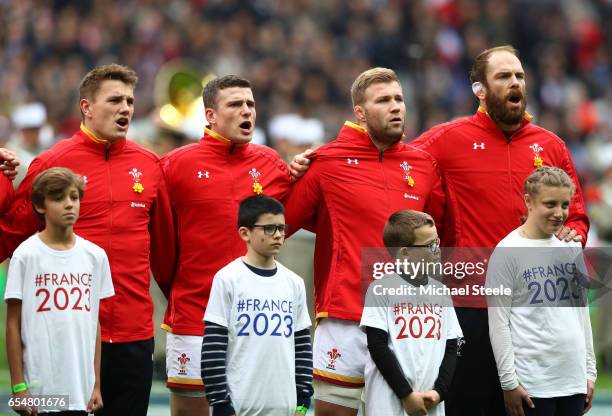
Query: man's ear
[
  {"left": 472, "top": 82, "right": 486, "bottom": 101},
  {"left": 80, "top": 98, "right": 92, "bottom": 119},
  {"left": 354, "top": 105, "right": 366, "bottom": 124},
  {"left": 205, "top": 107, "right": 216, "bottom": 126}
]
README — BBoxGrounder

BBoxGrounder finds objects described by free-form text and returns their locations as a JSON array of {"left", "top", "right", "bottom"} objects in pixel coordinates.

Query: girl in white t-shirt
[
  {"left": 5, "top": 168, "right": 114, "bottom": 415},
  {"left": 486, "top": 166, "right": 596, "bottom": 416}
]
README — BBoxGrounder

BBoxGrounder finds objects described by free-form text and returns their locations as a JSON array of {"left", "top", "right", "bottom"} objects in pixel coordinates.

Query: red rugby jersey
[
  {"left": 0, "top": 128, "right": 175, "bottom": 342},
  {"left": 161, "top": 128, "right": 292, "bottom": 335},
  {"left": 411, "top": 109, "right": 589, "bottom": 307},
  {"left": 283, "top": 121, "right": 446, "bottom": 322},
  {"left": 0, "top": 174, "right": 13, "bottom": 215}
]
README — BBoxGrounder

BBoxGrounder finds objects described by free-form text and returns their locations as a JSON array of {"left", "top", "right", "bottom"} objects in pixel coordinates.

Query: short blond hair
[{"left": 350, "top": 67, "right": 400, "bottom": 107}]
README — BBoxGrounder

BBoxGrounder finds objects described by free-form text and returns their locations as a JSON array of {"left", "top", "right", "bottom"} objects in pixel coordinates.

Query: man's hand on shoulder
[
  {"left": 289, "top": 149, "right": 312, "bottom": 181},
  {"left": 0, "top": 148, "right": 19, "bottom": 181},
  {"left": 555, "top": 226, "right": 583, "bottom": 243}
]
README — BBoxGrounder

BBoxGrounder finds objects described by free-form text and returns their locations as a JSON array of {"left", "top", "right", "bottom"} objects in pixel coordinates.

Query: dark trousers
[
  {"left": 526, "top": 395, "right": 587, "bottom": 416},
  {"left": 98, "top": 337, "right": 154, "bottom": 416},
  {"left": 41, "top": 412, "right": 87, "bottom": 415},
  {"left": 445, "top": 308, "right": 506, "bottom": 416}
]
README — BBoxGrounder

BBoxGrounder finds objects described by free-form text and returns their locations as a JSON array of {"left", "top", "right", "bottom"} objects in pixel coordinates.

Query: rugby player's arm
[
  {"left": 560, "top": 145, "right": 589, "bottom": 245},
  {"left": 0, "top": 157, "right": 44, "bottom": 262},
  {"left": 149, "top": 162, "right": 176, "bottom": 298}
]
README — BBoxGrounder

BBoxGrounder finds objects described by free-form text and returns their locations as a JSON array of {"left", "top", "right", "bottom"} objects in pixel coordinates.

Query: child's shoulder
[
  {"left": 13, "top": 234, "right": 43, "bottom": 257},
  {"left": 214, "top": 258, "right": 245, "bottom": 281},
  {"left": 75, "top": 235, "right": 108, "bottom": 258},
  {"left": 275, "top": 261, "right": 306, "bottom": 286},
  {"left": 495, "top": 229, "right": 523, "bottom": 248}
]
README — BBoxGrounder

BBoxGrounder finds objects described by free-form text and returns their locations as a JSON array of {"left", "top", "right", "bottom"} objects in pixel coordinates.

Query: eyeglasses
[
  {"left": 252, "top": 224, "right": 290, "bottom": 236},
  {"left": 410, "top": 237, "right": 440, "bottom": 253}
]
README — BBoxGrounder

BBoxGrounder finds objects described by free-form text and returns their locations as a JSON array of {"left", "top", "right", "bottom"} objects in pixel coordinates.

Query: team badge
[
  {"left": 457, "top": 338, "right": 466, "bottom": 357},
  {"left": 129, "top": 168, "right": 144, "bottom": 193},
  {"left": 326, "top": 348, "right": 342, "bottom": 371},
  {"left": 177, "top": 353, "right": 190, "bottom": 375},
  {"left": 249, "top": 168, "right": 263, "bottom": 195},
  {"left": 529, "top": 143, "right": 544, "bottom": 168},
  {"left": 400, "top": 161, "right": 415, "bottom": 188}
]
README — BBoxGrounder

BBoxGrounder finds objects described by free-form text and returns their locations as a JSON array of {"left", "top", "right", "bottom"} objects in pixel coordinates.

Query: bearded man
[{"left": 411, "top": 45, "right": 589, "bottom": 416}]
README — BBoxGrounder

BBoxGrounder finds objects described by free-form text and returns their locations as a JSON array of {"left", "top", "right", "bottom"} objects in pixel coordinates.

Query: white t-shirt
[
  {"left": 4, "top": 234, "right": 114, "bottom": 411},
  {"left": 360, "top": 275, "right": 463, "bottom": 416},
  {"left": 204, "top": 258, "right": 312, "bottom": 416},
  {"left": 486, "top": 229, "right": 597, "bottom": 397}
]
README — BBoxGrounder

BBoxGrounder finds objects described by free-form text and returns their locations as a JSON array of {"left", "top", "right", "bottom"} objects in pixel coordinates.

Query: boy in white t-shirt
[
  {"left": 361, "top": 210, "right": 463, "bottom": 416},
  {"left": 5, "top": 167, "right": 114, "bottom": 415},
  {"left": 201, "top": 195, "right": 313, "bottom": 416},
  {"left": 486, "top": 166, "right": 596, "bottom": 416}
]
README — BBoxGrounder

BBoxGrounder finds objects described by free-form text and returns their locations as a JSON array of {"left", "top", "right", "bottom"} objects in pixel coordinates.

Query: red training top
[
  {"left": 161, "top": 128, "right": 292, "bottom": 336},
  {"left": 411, "top": 109, "right": 589, "bottom": 307},
  {"left": 0, "top": 174, "right": 13, "bottom": 215},
  {"left": 0, "top": 128, "right": 176, "bottom": 342},
  {"left": 284, "top": 121, "right": 446, "bottom": 322}
]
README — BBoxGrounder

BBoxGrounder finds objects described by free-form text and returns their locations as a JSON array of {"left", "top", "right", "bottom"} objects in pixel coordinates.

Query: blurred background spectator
[
  {"left": 0, "top": 0, "right": 611, "bottom": 402},
  {"left": 0, "top": 0, "right": 609, "bottom": 163},
  {"left": 6, "top": 102, "right": 54, "bottom": 186}
]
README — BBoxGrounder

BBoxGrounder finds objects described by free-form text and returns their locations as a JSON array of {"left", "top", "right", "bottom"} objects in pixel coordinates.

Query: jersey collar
[
  {"left": 201, "top": 127, "right": 250, "bottom": 155},
  {"left": 77, "top": 124, "right": 127, "bottom": 155}
]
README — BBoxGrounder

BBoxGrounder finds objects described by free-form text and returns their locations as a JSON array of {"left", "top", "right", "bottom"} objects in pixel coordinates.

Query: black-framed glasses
[
  {"left": 410, "top": 237, "right": 440, "bottom": 253},
  {"left": 252, "top": 224, "right": 290, "bottom": 236}
]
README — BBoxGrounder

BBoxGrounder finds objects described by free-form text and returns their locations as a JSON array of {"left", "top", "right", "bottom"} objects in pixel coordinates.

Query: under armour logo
[
  {"left": 83, "top": 176, "right": 88, "bottom": 184},
  {"left": 347, "top": 158, "right": 359, "bottom": 165},
  {"left": 198, "top": 171, "right": 210, "bottom": 179},
  {"left": 473, "top": 142, "right": 485, "bottom": 150}
]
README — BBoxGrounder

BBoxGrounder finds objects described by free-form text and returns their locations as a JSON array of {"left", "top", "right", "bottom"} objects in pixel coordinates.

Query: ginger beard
[{"left": 484, "top": 84, "right": 527, "bottom": 127}]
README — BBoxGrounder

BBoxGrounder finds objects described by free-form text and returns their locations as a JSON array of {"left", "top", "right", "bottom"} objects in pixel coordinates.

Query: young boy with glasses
[
  {"left": 360, "top": 210, "right": 462, "bottom": 416},
  {"left": 201, "top": 195, "right": 313, "bottom": 416}
]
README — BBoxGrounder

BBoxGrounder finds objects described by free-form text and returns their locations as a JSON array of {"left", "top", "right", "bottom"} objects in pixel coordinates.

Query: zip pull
[{"left": 105, "top": 143, "right": 111, "bottom": 161}]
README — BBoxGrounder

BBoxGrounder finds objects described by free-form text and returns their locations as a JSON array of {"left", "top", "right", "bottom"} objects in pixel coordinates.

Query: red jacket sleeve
[
  {"left": 423, "top": 159, "right": 451, "bottom": 247},
  {"left": 0, "top": 157, "right": 44, "bottom": 261},
  {"left": 282, "top": 157, "right": 322, "bottom": 237},
  {"left": 559, "top": 145, "right": 589, "bottom": 245},
  {"left": 0, "top": 174, "right": 14, "bottom": 216},
  {"left": 148, "top": 160, "right": 176, "bottom": 298}
]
